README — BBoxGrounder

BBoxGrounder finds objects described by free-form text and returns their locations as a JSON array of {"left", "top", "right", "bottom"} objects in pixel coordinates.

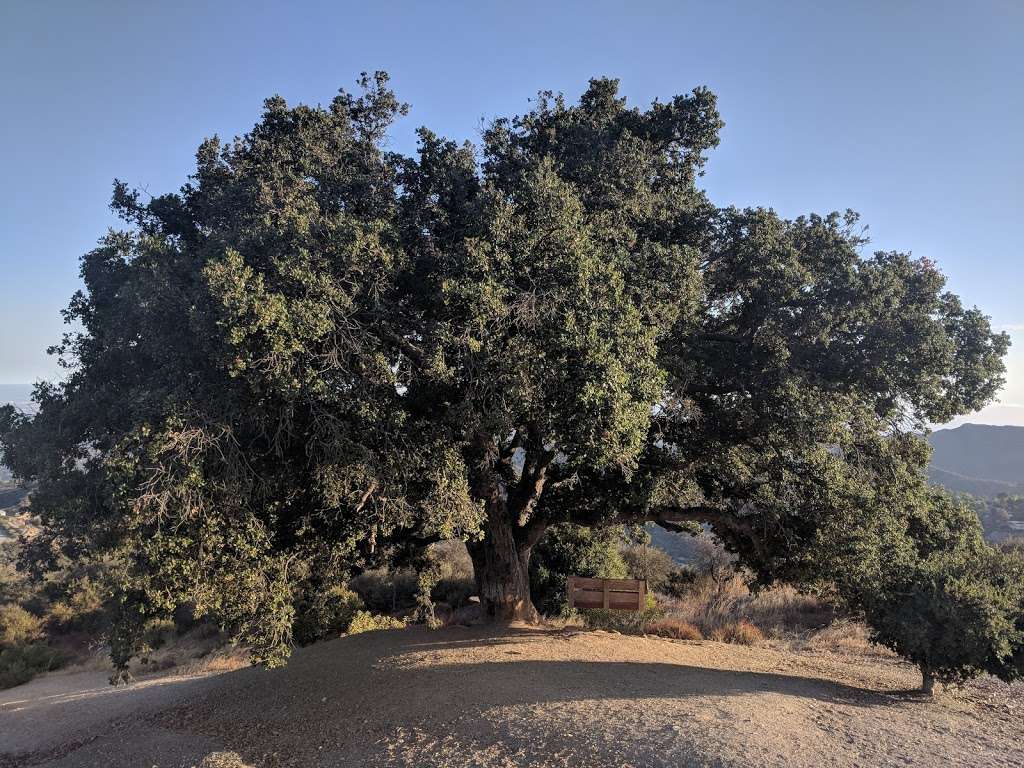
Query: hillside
[
  {"left": 926, "top": 466, "right": 1023, "bottom": 497},
  {"left": 647, "top": 524, "right": 700, "bottom": 563},
  {"left": 1, "top": 625, "right": 1020, "bottom": 768},
  {"left": 0, "top": 486, "right": 29, "bottom": 511},
  {"left": 927, "top": 423, "right": 1024, "bottom": 497}
]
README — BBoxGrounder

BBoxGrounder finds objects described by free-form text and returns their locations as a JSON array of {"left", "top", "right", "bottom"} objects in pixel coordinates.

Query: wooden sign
[{"left": 567, "top": 576, "right": 647, "bottom": 611}]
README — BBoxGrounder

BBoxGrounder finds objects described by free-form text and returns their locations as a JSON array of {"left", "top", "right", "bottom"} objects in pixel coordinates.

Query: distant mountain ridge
[{"left": 927, "top": 423, "right": 1024, "bottom": 497}]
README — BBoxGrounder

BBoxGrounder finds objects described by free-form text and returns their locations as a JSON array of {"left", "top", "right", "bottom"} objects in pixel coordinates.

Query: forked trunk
[{"left": 468, "top": 518, "right": 540, "bottom": 623}]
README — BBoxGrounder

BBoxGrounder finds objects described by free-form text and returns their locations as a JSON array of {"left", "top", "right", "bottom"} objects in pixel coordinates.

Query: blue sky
[{"left": 1, "top": 1, "right": 1021, "bottom": 425}]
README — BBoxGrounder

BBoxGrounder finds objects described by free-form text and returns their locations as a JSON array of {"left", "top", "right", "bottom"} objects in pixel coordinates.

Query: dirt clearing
[{"left": 2, "top": 625, "right": 1021, "bottom": 767}]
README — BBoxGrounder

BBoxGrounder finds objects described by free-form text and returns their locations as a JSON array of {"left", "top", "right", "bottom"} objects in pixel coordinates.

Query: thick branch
[{"left": 382, "top": 330, "right": 426, "bottom": 366}]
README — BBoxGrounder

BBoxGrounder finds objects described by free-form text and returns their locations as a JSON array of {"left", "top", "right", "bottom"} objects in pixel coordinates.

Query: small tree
[
  {"left": 692, "top": 534, "right": 739, "bottom": 585},
  {"left": 865, "top": 550, "right": 1022, "bottom": 693},
  {"left": 620, "top": 543, "right": 677, "bottom": 593},
  {"left": 820, "top": 490, "right": 1024, "bottom": 692}
]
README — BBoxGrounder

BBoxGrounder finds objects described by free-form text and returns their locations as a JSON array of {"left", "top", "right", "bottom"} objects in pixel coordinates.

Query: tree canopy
[{"left": 0, "top": 72, "right": 1013, "bottom": 673}]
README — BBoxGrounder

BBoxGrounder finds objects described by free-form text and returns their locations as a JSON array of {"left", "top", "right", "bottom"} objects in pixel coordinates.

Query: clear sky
[{"left": 1, "top": 1, "right": 1021, "bottom": 425}]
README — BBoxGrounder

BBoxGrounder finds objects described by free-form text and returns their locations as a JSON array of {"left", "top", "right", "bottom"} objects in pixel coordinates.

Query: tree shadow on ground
[
  {"left": 187, "top": 626, "right": 930, "bottom": 767},
  {"left": 371, "top": 625, "right": 907, "bottom": 706},
  {"left": 3, "top": 625, "right": 931, "bottom": 768}
]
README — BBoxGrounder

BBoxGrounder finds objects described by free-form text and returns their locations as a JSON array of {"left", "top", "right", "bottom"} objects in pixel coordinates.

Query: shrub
[
  {"left": 823, "top": 492, "right": 1024, "bottom": 693},
  {"left": 645, "top": 618, "right": 703, "bottom": 640},
  {"left": 805, "top": 619, "right": 890, "bottom": 656},
  {"left": 428, "top": 541, "right": 475, "bottom": 609},
  {"left": 396, "top": 540, "right": 477, "bottom": 627},
  {"left": 345, "top": 611, "right": 406, "bottom": 635},
  {"left": 582, "top": 607, "right": 658, "bottom": 632},
  {"left": 427, "top": 540, "right": 474, "bottom": 582},
  {"left": 349, "top": 569, "right": 418, "bottom": 613},
  {"left": 999, "top": 537, "right": 1024, "bottom": 557},
  {"left": 743, "top": 584, "right": 834, "bottom": 636},
  {"left": 582, "top": 592, "right": 662, "bottom": 633},
  {"left": 0, "top": 603, "right": 43, "bottom": 647},
  {"left": 620, "top": 544, "right": 677, "bottom": 592},
  {"left": 0, "top": 547, "right": 31, "bottom": 606},
  {"left": 293, "top": 586, "right": 365, "bottom": 645},
  {"left": 863, "top": 547, "right": 1024, "bottom": 693},
  {"left": 662, "top": 567, "right": 698, "bottom": 598},
  {"left": 710, "top": 620, "right": 764, "bottom": 645},
  {"left": 658, "top": 575, "right": 828, "bottom": 641},
  {"left": 141, "top": 617, "right": 178, "bottom": 652},
  {"left": 660, "top": 573, "right": 748, "bottom": 635},
  {"left": 414, "top": 566, "right": 440, "bottom": 626},
  {"left": 530, "top": 524, "right": 627, "bottom": 616},
  {"left": 432, "top": 577, "right": 474, "bottom": 609},
  {"left": 0, "top": 642, "right": 66, "bottom": 689},
  {"left": 45, "top": 577, "right": 108, "bottom": 634}
]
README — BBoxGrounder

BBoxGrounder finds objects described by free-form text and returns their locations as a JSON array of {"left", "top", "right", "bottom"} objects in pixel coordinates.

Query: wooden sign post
[{"left": 566, "top": 576, "right": 647, "bottom": 611}]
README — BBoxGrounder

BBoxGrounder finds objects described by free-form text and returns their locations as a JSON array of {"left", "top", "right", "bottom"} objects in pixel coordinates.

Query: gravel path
[{"left": 2, "top": 626, "right": 1021, "bottom": 767}]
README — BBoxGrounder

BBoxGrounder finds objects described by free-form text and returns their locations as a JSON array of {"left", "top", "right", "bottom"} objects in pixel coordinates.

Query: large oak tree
[{"left": 0, "top": 74, "right": 1009, "bottom": 666}]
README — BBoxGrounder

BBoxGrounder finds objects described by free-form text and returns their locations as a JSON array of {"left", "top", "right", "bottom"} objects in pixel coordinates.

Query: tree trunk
[
  {"left": 468, "top": 517, "right": 540, "bottom": 623},
  {"left": 920, "top": 665, "right": 936, "bottom": 695}
]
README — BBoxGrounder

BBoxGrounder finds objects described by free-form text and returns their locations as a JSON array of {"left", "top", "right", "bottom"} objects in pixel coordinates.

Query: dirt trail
[{"left": 2, "top": 626, "right": 1021, "bottom": 767}]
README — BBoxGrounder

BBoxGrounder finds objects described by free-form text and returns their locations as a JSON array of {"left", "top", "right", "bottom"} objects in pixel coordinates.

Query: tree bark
[
  {"left": 920, "top": 665, "right": 936, "bottom": 695},
  {"left": 468, "top": 516, "right": 540, "bottom": 623}
]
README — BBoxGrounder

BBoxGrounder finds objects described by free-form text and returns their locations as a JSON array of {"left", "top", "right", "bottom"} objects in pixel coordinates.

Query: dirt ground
[{"left": 1, "top": 625, "right": 1021, "bottom": 768}]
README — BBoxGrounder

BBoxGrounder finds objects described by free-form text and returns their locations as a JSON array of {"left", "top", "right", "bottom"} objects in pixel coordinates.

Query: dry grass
[
  {"left": 654, "top": 573, "right": 897, "bottom": 657},
  {"left": 114, "top": 627, "right": 250, "bottom": 679},
  {"left": 172, "top": 645, "right": 250, "bottom": 676},
  {"left": 709, "top": 619, "right": 765, "bottom": 645},
  {"left": 801, "top": 619, "right": 895, "bottom": 658},
  {"left": 657, "top": 574, "right": 833, "bottom": 645},
  {"left": 644, "top": 617, "right": 704, "bottom": 640}
]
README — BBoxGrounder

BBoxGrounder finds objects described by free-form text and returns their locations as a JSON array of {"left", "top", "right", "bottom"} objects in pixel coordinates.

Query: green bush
[
  {"left": 402, "top": 540, "right": 477, "bottom": 627},
  {"left": 427, "top": 540, "right": 474, "bottom": 582},
  {"left": 345, "top": 611, "right": 406, "bottom": 635},
  {"left": 582, "top": 592, "right": 662, "bottom": 632},
  {"left": 0, "top": 642, "right": 66, "bottom": 689},
  {"left": 530, "top": 524, "right": 627, "bottom": 616},
  {"left": 987, "top": 548, "right": 1024, "bottom": 682},
  {"left": 863, "top": 548, "right": 1022, "bottom": 692},
  {"left": 824, "top": 491, "right": 1024, "bottom": 692},
  {"left": 0, "top": 547, "right": 32, "bottom": 606},
  {"left": 662, "top": 567, "right": 698, "bottom": 598},
  {"left": 140, "top": 617, "right": 178, "bottom": 653},
  {"left": 432, "top": 577, "right": 474, "bottom": 609},
  {"left": 293, "top": 586, "right": 365, "bottom": 645}
]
